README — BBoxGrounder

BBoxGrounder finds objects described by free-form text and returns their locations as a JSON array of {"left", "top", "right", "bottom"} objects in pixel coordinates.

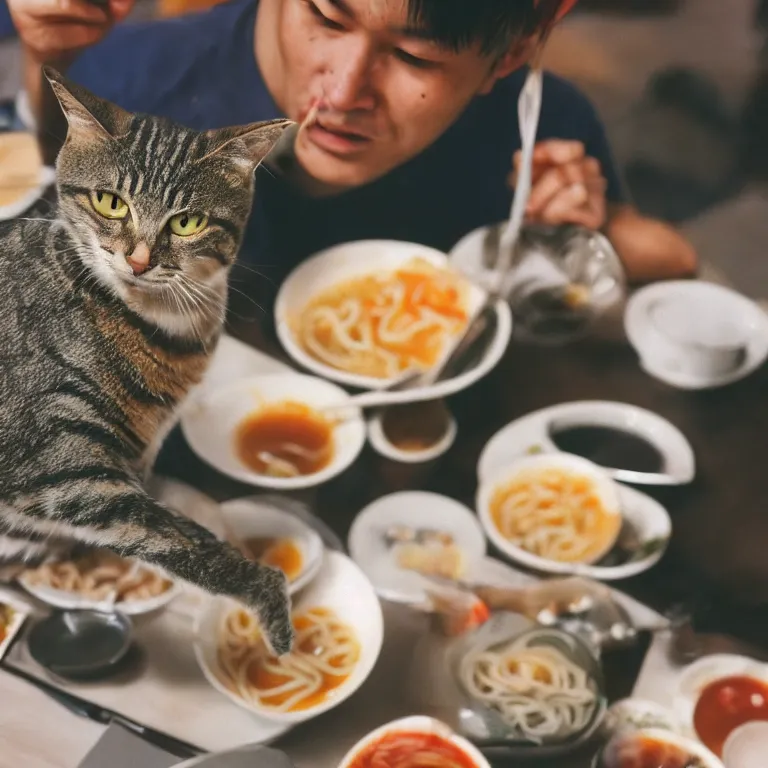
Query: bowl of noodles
[
  {"left": 338, "top": 715, "right": 491, "bottom": 768},
  {"left": 274, "top": 240, "right": 512, "bottom": 397},
  {"left": 18, "top": 549, "right": 178, "bottom": 616},
  {"left": 194, "top": 550, "right": 383, "bottom": 725},
  {"left": 476, "top": 453, "right": 623, "bottom": 576},
  {"left": 453, "top": 614, "right": 607, "bottom": 752}
]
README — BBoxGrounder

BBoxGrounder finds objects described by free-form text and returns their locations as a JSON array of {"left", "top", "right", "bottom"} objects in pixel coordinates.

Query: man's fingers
[{"left": 531, "top": 139, "right": 586, "bottom": 165}]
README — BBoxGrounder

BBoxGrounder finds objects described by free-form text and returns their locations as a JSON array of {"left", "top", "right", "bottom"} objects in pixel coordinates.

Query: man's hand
[
  {"left": 9, "top": 0, "right": 133, "bottom": 66},
  {"left": 508, "top": 139, "right": 607, "bottom": 230}
]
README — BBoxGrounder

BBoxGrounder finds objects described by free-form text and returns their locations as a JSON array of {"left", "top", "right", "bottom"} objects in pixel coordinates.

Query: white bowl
[
  {"left": 194, "top": 550, "right": 383, "bottom": 725},
  {"left": 17, "top": 562, "right": 181, "bottom": 616},
  {"left": 337, "top": 715, "right": 492, "bottom": 768},
  {"left": 219, "top": 497, "right": 324, "bottom": 596},
  {"left": 274, "top": 239, "right": 512, "bottom": 399},
  {"left": 477, "top": 453, "right": 625, "bottom": 575},
  {"left": 181, "top": 373, "right": 366, "bottom": 490},
  {"left": 673, "top": 654, "right": 768, "bottom": 742},
  {"left": 595, "top": 728, "right": 723, "bottom": 768},
  {"left": 367, "top": 403, "right": 457, "bottom": 464},
  {"left": 723, "top": 722, "right": 768, "bottom": 768},
  {"left": 348, "top": 491, "right": 486, "bottom": 606}
]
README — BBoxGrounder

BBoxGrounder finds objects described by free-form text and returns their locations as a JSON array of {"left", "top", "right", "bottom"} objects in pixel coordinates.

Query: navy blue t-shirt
[{"left": 68, "top": 0, "right": 624, "bottom": 283}]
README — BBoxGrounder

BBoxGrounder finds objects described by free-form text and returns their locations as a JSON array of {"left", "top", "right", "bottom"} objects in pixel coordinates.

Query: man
[{"left": 8, "top": 0, "right": 696, "bottom": 287}]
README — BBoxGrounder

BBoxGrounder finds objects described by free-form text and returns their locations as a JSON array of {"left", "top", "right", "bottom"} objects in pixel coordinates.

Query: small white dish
[
  {"left": 274, "top": 239, "right": 512, "bottom": 400},
  {"left": 181, "top": 373, "right": 366, "bottom": 490},
  {"left": 477, "top": 453, "right": 671, "bottom": 580},
  {"left": 17, "top": 562, "right": 181, "bottom": 616},
  {"left": 367, "top": 401, "right": 457, "bottom": 464},
  {"left": 477, "top": 400, "right": 695, "bottom": 487},
  {"left": 347, "top": 491, "right": 487, "bottom": 606},
  {"left": 337, "top": 715, "right": 492, "bottom": 768},
  {"left": 723, "top": 721, "right": 768, "bottom": 768},
  {"left": 673, "top": 654, "right": 768, "bottom": 742},
  {"left": 219, "top": 497, "right": 324, "bottom": 596},
  {"left": 194, "top": 550, "right": 384, "bottom": 726},
  {"left": 626, "top": 281, "right": 768, "bottom": 390}
]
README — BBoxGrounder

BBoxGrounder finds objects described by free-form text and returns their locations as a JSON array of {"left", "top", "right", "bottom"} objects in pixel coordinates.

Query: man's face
[{"left": 256, "top": 0, "right": 532, "bottom": 188}]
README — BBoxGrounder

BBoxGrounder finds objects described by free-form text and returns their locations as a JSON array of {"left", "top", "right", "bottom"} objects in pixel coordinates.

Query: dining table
[{"left": 2, "top": 260, "right": 768, "bottom": 768}]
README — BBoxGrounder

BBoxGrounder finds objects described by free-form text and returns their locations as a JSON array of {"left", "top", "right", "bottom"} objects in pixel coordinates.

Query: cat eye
[
  {"left": 169, "top": 212, "right": 209, "bottom": 237},
  {"left": 90, "top": 191, "right": 129, "bottom": 220}
]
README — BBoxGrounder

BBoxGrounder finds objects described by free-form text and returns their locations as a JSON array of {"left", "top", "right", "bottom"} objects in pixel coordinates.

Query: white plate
[
  {"left": 194, "top": 550, "right": 384, "bottom": 726},
  {"left": 477, "top": 400, "right": 695, "bottom": 487},
  {"left": 181, "top": 373, "right": 367, "bottom": 490},
  {"left": 625, "top": 282, "right": 768, "bottom": 390},
  {"left": 477, "top": 454, "right": 671, "bottom": 581},
  {"left": 347, "top": 491, "right": 487, "bottom": 606},
  {"left": 219, "top": 497, "right": 324, "bottom": 596},
  {"left": 17, "top": 562, "right": 181, "bottom": 616},
  {"left": 337, "top": 715, "right": 492, "bottom": 768},
  {"left": 274, "top": 239, "right": 512, "bottom": 401}
]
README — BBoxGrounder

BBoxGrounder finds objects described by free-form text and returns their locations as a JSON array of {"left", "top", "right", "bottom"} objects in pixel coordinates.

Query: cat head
[{"left": 45, "top": 68, "right": 292, "bottom": 336}]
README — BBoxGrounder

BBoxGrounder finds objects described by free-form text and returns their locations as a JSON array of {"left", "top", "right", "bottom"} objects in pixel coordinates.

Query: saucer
[{"left": 625, "top": 282, "right": 768, "bottom": 390}]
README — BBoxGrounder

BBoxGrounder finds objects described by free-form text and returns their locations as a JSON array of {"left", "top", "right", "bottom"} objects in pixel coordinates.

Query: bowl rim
[
  {"left": 594, "top": 727, "right": 724, "bottom": 768},
  {"left": 476, "top": 453, "right": 623, "bottom": 572},
  {"left": 180, "top": 372, "right": 367, "bottom": 490},
  {"left": 192, "top": 550, "right": 384, "bottom": 725},
  {"left": 336, "top": 715, "right": 492, "bottom": 768}
]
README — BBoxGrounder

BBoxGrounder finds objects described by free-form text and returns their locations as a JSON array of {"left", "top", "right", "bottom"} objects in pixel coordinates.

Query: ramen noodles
[
  {"left": 296, "top": 258, "right": 470, "bottom": 379},
  {"left": 217, "top": 606, "right": 360, "bottom": 712},
  {"left": 489, "top": 467, "right": 621, "bottom": 564},
  {"left": 459, "top": 632, "right": 598, "bottom": 742},
  {"left": 22, "top": 550, "right": 172, "bottom": 603}
]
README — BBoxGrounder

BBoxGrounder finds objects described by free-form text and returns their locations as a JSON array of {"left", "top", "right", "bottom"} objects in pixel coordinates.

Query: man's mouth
[{"left": 305, "top": 115, "right": 373, "bottom": 155}]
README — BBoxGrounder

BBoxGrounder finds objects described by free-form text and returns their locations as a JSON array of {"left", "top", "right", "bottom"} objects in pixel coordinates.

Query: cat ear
[
  {"left": 43, "top": 66, "right": 131, "bottom": 141},
  {"left": 202, "top": 119, "right": 294, "bottom": 169}
]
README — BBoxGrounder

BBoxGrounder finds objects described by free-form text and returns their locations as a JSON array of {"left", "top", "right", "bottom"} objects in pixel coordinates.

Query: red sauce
[
  {"left": 348, "top": 731, "right": 477, "bottom": 768},
  {"left": 693, "top": 674, "right": 768, "bottom": 756}
]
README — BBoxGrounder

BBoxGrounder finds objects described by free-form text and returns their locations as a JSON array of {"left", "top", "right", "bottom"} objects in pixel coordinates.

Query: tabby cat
[{"left": 0, "top": 69, "right": 294, "bottom": 655}]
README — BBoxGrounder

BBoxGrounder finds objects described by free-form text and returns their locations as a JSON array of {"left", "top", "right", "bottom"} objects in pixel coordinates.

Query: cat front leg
[{"left": 8, "top": 484, "right": 294, "bottom": 655}]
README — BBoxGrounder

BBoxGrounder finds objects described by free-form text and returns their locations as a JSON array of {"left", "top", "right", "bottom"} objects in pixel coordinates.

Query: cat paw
[{"left": 250, "top": 565, "right": 294, "bottom": 656}]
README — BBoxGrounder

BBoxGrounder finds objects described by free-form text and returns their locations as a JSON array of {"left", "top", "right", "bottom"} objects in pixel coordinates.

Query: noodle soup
[
  {"left": 458, "top": 626, "right": 601, "bottom": 744},
  {"left": 216, "top": 606, "right": 361, "bottom": 714},
  {"left": 243, "top": 537, "right": 304, "bottom": 582},
  {"left": 235, "top": 401, "right": 334, "bottom": 478},
  {"left": 483, "top": 455, "right": 622, "bottom": 566},
  {"left": 295, "top": 257, "right": 470, "bottom": 379},
  {"left": 596, "top": 730, "right": 722, "bottom": 768}
]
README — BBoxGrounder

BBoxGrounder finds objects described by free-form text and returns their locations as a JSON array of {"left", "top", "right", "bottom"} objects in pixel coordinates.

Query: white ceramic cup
[
  {"left": 642, "top": 295, "right": 748, "bottom": 379},
  {"left": 722, "top": 721, "right": 768, "bottom": 768}
]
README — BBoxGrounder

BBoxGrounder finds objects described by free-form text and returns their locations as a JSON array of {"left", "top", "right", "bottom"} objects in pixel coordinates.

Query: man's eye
[
  {"left": 394, "top": 49, "right": 435, "bottom": 69},
  {"left": 305, "top": 0, "right": 345, "bottom": 31}
]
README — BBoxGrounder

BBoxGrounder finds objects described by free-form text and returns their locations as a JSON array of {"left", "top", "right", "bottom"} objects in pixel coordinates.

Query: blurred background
[{"left": 1, "top": 0, "right": 767, "bottom": 297}]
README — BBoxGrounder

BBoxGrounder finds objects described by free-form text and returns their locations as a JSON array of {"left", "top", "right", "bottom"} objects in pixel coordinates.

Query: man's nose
[{"left": 325, "top": 39, "right": 376, "bottom": 112}]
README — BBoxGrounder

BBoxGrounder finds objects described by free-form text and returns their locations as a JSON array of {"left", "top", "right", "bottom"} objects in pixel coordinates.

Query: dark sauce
[{"left": 549, "top": 425, "right": 664, "bottom": 474}]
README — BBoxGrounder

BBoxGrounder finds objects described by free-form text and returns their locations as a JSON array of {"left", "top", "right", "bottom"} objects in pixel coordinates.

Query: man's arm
[
  {"left": 512, "top": 140, "right": 698, "bottom": 284},
  {"left": 605, "top": 203, "right": 697, "bottom": 284}
]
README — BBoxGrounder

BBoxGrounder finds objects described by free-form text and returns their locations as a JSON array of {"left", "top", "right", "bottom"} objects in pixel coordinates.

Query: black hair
[{"left": 406, "top": 0, "right": 549, "bottom": 56}]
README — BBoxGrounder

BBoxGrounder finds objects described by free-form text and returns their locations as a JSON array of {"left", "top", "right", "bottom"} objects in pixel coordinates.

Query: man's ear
[
  {"left": 42, "top": 66, "right": 132, "bottom": 141},
  {"left": 478, "top": 37, "right": 538, "bottom": 95},
  {"left": 202, "top": 119, "right": 295, "bottom": 169}
]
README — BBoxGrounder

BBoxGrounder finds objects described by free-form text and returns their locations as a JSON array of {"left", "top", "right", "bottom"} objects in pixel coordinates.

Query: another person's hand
[
  {"left": 508, "top": 139, "right": 607, "bottom": 230},
  {"left": 9, "top": 0, "right": 133, "bottom": 66}
]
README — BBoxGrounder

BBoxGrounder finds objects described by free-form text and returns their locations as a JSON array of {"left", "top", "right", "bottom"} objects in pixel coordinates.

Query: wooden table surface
[{"left": 3, "top": 277, "right": 768, "bottom": 767}]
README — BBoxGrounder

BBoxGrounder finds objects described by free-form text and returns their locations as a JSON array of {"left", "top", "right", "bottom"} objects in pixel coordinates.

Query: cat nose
[{"left": 126, "top": 243, "right": 151, "bottom": 276}]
